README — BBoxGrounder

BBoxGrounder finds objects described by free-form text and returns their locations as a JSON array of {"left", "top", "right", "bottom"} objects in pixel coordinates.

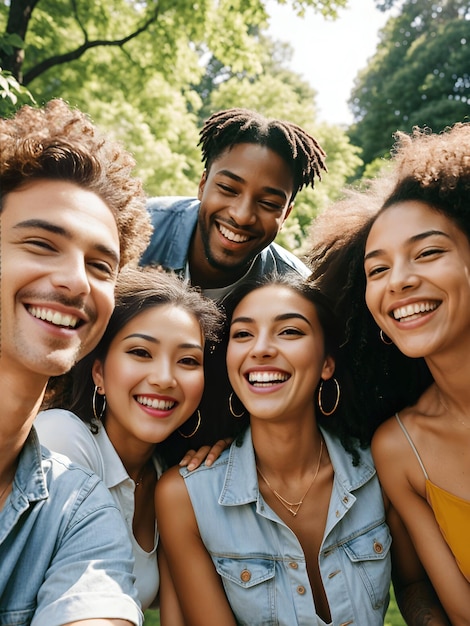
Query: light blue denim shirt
[
  {"left": 182, "top": 426, "right": 391, "bottom": 626},
  {"left": 0, "top": 427, "right": 142, "bottom": 626},
  {"left": 140, "top": 196, "right": 310, "bottom": 283}
]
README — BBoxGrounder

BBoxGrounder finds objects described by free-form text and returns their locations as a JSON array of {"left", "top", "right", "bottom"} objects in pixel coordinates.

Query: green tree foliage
[
  {"left": 0, "top": 0, "right": 361, "bottom": 253},
  {"left": 349, "top": 0, "right": 470, "bottom": 168},
  {"left": 0, "top": 33, "right": 35, "bottom": 116},
  {"left": 198, "top": 38, "right": 361, "bottom": 253},
  {"left": 0, "top": 64, "right": 35, "bottom": 117}
]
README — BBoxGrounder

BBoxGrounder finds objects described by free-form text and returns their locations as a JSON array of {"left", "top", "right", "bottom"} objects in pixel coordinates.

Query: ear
[
  {"left": 197, "top": 170, "right": 208, "bottom": 201},
  {"left": 92, "top": 359, "right": 105, "bottom": 394},
  {"left": 320, "top": 355, "right": 335, "bottom": 381}
]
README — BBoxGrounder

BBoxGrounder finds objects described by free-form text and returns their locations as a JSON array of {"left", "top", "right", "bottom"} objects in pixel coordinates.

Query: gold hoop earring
[
  {"left": 380, "top": 329, "right": 393, "bottom": 345},
  {"left": 318, "top": 378, "right": 340, "bottom": 416},
  {"left": 178, "top": 410, "right": 201, "bottom": 439},
  {"left": 229, "top": 392, "right": 245, "bottom": 419},
  {"left": 92, "top": 385, "right": 106, "bottom": 421}
]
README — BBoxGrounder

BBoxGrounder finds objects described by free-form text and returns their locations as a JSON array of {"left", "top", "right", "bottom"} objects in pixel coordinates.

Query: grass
[{"left": 143, "top": 585, "right": 406, "bottom": 625}]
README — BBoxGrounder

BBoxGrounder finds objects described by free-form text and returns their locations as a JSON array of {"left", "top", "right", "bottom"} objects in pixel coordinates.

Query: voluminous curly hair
[
  {"left": 382, "top": 123, "right": 470, "bottom": 236},
  {"left": 0, "top": 99, "right": 151, "bottom": 267},
  {"left": 305, "top": 122, "right": 470, "bottom": 443},
  {"left": 198, "top": 108, "right": 327, "bottom": 201}
]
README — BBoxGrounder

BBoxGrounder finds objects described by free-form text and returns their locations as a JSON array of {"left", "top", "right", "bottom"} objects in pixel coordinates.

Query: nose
[
  {"left": 251, "top": 331, "right": 277, "bottom": 359},
  {"left": 387, "top": 259, "right": 419, "bottom": 293},
  {"left": 148, "top": 357, "right": 177, "bottom": 389},
  {"left": 228, "top": 196, "right": 257, "bottom": 226},
  {"left": 51, "top": 253, "right": 91, "bottom": 297}
]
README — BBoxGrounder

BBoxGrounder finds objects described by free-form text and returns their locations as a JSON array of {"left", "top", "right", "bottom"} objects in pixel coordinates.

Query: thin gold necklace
[{"left": 257, "top": 440, "right": 323, "bottom": 517}]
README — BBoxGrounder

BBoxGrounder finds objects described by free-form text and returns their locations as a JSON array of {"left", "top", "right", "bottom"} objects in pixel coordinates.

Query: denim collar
[
  {"left": 219, "top": 426, "right": 376, "bottom": 507},
  {"left": 14, "top": 427, "right": 49, "bottom": 504}
]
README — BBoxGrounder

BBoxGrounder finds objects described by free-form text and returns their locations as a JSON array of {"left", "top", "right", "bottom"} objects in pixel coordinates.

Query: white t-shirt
[{"left": 35, "top": 409, "right": 161, "bottom": 610}]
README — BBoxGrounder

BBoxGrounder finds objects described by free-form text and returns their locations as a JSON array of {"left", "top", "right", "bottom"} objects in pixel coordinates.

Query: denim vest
[
  {"left": 182, "top": 427, "right": 391, "bottom": 626},
  {"left": 140, "top": 196, "right": 310, "bottom": 281},
  {"left": 0, "top": 428, "right": 142, "bottom": 626}
]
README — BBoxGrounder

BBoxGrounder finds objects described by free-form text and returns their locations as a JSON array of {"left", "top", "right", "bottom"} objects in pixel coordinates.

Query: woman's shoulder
[
  {"left": 35, "top": 408, "right": 103, "bottom": 474},
  {"left": 372, "top": 410, "right": 408, "bottom": 450},
  {"left": 35, "top": 408, "right": 91, "bottom": 435}
]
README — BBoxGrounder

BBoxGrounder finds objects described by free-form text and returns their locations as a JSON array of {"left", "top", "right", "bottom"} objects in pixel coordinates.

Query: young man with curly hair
[{"left": 0, "top": 99, "right": 151, "bottom": 625}]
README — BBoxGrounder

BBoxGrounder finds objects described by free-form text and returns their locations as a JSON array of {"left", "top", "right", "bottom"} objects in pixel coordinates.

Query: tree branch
[{"left": 23, "top": 6, "right": 159, "bottom": 85}]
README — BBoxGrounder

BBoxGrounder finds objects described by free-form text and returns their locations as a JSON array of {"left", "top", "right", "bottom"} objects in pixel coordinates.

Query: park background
[{"left": 2, "top": 1, "right": 468, "bottom": 623}]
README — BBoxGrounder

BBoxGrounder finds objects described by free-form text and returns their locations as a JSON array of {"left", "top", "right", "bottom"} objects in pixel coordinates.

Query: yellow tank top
[{"left": 395, "top": 413, "right": 470, "bottom": 582}]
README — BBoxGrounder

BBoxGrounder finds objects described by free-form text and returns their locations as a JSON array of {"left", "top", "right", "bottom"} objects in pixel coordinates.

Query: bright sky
[{"left": 267, "top": 0, "right": 392, "bottom": 126}]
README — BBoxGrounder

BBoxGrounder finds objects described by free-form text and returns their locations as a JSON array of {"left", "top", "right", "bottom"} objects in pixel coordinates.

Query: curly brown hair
[
  {"left": 381, "top": 123, "right": 470, "bottom": 233},
  {"left": 0, "top": 99, "right": 151, "bottom": 267},
  {"left": 305, "top": 122, "right": 470, "bottom": 443}
]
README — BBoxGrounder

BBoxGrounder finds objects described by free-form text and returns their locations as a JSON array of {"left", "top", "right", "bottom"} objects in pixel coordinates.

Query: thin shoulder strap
[{"left": 395, "top": 412, "right": 429, "bottom": 480}]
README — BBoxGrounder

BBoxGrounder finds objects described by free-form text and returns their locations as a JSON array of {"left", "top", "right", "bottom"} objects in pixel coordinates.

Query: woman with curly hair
[{"left": 308, "top": 122, "right": 470, "bottom": 624}]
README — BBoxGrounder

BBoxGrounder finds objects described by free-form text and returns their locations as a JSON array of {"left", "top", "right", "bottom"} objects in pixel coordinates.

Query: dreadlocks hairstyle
[{"left": 198, "top": 108, "right": 327, "bottom": 201}]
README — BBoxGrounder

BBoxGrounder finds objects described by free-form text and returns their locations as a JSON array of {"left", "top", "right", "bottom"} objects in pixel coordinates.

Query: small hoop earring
[
  {"left": 380, "top": 329, "right": 393, "bottom": 345},
  {"left": 229, "top": 392, "right": 245, "bottom": 419},
  {"left": 318, "top": 378, "right": 340, "bottom": 416},
  {"left": 92, "top": 385, "right": 106, "bottom": 421},
  {"left": 178, "top": 410, "right": 201, "bottom": 439}
]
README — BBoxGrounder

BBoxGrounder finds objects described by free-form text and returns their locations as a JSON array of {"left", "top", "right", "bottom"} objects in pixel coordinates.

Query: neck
[
  {"left": 188, "top": 229, "right": 249, "bottom": 289},
  {"left": 251, "top": 419, "right": 323, "bottom": 477},
  {"left": 103, "top": 421, "right": 156, "bottom": 480},
  {"left": 0, "top": 363, "right": 46, "bottom": 475}
]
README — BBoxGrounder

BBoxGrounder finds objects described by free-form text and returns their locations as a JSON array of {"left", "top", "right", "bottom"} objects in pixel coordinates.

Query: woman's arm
[
  {"left": 157, "top": 546, "right": 185, "bottom": 626},
  {"left": 373, "top": 420, "right": 470, "bottom": 625},
  {"left": 155, "top": 466, "right": 237, "bottom": 626},
  {"left": 386, "top": 501, "right": 450, "bottom": 625}
]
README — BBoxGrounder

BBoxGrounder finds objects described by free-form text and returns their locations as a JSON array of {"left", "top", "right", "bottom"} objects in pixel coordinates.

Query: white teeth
[
  {"left": 136, "top": 396, "right": 175, "bottom": 410},
  {"left": 248, "top": 371, "right": 289, "bottom": 384},
  {"left": 392, "top": 302, "right": 438, "bottom": 321},
  {"left": 218, "top": 224, "right": 250, "bottom": 243},
  {"left": 29, "top": 306, "right": 79, "bottom": 328}
]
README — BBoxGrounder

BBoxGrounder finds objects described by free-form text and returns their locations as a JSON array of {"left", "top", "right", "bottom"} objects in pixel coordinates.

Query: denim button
[{"left": 240, "top": 569, "right": 251, "bottom": 582}]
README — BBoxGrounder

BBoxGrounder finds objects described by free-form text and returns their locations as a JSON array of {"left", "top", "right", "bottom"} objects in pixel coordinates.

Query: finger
[
  {"left": 186, "top": 446, "right": 211, "bottom": 471},
  {"left": 179, "top": 449, "right": 197, "bottom": 467},
  {"left": 204, "top": 438, "right": 233, "bottom": 467}
]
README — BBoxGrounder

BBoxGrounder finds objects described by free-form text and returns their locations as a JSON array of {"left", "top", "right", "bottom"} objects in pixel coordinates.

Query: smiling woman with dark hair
[
  {"left": 37, "top": 266, "right": 224, "bottom": 610},
  {"left": 154, "top": 272, "right": 435, "bottom": 626},
  {"left": 308, "top": 122, "right": 470, "bottom": 625}
]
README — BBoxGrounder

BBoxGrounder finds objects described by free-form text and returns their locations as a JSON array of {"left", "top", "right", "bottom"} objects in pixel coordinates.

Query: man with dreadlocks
[{"left": 140, "top": 108, "right": 326, "bottom": 300}]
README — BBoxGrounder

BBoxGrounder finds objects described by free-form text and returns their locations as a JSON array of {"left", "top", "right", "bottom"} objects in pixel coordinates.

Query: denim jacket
[
  {"left": 182, "top": 427, "right": 391, "bottom": 626},
  {"left": 0, "top": 428, "right": 142, "bottom": 626},
  {"left": 140, "top": 196, "right": 310, "bottom": 283}
]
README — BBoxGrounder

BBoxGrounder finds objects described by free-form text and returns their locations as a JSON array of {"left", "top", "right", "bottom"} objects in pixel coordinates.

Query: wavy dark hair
[
  {"left": 43, "top": 266, "right": 224, "bottom": 466},
  {"left": 199, "top": 271, "right": 367, "bottom": 465}
]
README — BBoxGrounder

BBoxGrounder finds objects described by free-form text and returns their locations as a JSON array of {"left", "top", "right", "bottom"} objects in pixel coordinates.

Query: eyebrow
[
  {"left": 14, "top": 218, "right": 120, "bottom": 266},
  {"left": 231, "top": 312, "right": 312, "bottom": 327},
  {"left": 123, "top": 333, "right": 203, "bottom": 351},
  {"left": 216, "top": 169, "right": 289, "bottom": 202},
  {"left": 364, "top": 229, "right": 450, "bottom": 262}
]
